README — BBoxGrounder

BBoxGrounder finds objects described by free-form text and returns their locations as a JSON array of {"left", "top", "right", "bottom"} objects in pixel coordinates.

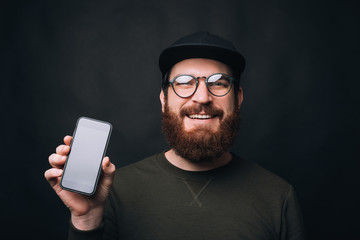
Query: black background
[{"left": 1, "top": 0, "right": 359, "bottom": 239}]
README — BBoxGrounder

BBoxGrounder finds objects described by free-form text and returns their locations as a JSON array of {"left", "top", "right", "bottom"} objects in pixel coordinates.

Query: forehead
[{"left": 169, "top": 58, "right": 232, "bottom": 78}]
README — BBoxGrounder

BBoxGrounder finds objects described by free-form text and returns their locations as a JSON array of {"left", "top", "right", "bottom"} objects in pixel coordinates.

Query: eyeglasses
[{"left": 169, "top": 73, "right": 235, "bottom": 98}]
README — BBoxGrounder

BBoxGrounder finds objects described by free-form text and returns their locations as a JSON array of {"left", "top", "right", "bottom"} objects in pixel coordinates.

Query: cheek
[
  {"left": 219, "top": 98, "right": 236, "bottom": 115},
  {"left": 166, "top": 92, "right": 187, "bottom": 112},
  {"left": 225, "top": 91, "right": 239, "bottom": 112}
]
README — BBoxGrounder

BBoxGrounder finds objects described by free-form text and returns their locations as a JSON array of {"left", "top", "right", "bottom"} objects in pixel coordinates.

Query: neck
[{"left": 164, "top": 149, "right": 233, "bottom": 171}]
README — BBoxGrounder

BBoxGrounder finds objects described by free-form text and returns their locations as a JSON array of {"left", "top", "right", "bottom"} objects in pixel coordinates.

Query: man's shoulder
[{"left": 229, "top": 154, "right": 293, "bottom": 195}]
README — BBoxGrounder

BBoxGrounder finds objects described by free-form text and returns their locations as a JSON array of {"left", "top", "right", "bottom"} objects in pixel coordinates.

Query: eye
[{"left": 207, "top": 74, "right": 231, "bottom": 88}]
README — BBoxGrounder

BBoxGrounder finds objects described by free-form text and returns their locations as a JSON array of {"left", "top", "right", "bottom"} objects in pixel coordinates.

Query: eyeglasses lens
[
  {"left": 207, "top": 74, "right": 231, "bottom": 96},
  {"left": 173, "top": 75, "right": 197, "bottom": 97}
]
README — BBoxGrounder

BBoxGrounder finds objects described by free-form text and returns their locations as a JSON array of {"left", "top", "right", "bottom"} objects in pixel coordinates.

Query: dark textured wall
[{"left": 2, "top": 0, "right": 359, "bottom": 239}]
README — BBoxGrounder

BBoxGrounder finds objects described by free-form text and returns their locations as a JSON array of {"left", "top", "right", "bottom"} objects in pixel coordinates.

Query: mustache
[{"left": 180, "top": 104, "right": 224, "bottom": 119}]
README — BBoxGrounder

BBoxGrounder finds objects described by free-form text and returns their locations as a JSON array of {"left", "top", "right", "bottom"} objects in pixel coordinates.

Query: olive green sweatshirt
[{"left": 69, "top": 152, "right": 305, "bottom": 240}]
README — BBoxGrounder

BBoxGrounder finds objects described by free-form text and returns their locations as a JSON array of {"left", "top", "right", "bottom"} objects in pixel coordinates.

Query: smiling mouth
[{"left": 188, "top": 114, "right": 215, "bottom": 119}]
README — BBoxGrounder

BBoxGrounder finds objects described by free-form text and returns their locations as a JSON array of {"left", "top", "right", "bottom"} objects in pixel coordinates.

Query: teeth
[{"left": 188, "top": 114, "right": 212, "bottom": 119}]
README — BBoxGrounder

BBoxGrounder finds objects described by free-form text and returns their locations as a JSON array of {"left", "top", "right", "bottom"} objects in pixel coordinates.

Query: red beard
[{"left": 161, "top": 102, "right": 240, "bottom": 163}]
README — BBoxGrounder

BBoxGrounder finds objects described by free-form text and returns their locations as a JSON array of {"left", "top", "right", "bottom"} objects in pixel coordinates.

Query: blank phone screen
[{"left": 61, "top": 117, "right": 111, "bottom": 195}]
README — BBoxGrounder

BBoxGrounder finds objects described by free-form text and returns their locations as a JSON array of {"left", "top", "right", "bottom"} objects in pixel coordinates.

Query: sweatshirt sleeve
[
  {"left": 67, "top": 220, "right": 104, "bottom": 240},
  {"left": 280, "top": 185, "right": 306, "bottom": 240}
]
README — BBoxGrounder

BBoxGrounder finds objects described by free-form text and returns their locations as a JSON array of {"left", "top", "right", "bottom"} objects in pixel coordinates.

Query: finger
[
  {"left": 56, "top": 144, "right": 70, "bottom": 155},
  {"left": 64, "top": 135, "right": 72, "bottom": 146},
  {"left": 102, "top": 157, "right": 115, "bottom": 173},
  {"left": 48, "top": 153, "right": 67, "bottom": 168},
  {"left": 44, "top": 168, "right": 63, "bottom": 180},
  {"left": 101, "top": 157, "right": 116, "bottom": 186},
  {"left": 102, "top": 156, "right": 111, "bottom": 168},
  {"left": 44, "top": 168, "right": 63, "bottom": 187}
]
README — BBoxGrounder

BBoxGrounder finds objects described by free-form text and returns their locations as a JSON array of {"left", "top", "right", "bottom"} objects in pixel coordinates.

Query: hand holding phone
[{"left": 45, "top": 117, "right": 116, "bottom": 230}]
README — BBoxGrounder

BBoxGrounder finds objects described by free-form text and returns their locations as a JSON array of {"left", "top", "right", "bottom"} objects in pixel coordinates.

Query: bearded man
[{"left": 45, "top": 31, "right": 305, "bottom": 240}]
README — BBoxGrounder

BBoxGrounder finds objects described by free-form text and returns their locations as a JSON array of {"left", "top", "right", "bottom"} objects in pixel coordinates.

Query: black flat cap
[{"left": 159, "top": 31, "right": 245, "bottom": 79}]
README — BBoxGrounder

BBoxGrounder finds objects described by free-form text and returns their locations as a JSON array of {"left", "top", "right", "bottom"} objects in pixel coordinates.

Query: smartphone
[{"left": 60, "top": 117, "right": 112, "bottom": 195}]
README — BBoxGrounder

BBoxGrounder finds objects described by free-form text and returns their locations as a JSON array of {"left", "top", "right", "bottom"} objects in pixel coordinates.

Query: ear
[
  {"left": 160, "top": 89, "right": 165, "bottom": 112},
  {"left": 236, "top": 87, "right": 243, "bottom": 109}
]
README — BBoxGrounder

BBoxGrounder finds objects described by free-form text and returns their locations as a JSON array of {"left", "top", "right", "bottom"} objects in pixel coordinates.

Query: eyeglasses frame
[{"left": 168, "top": 73, "right": 235, "bottom": 98}]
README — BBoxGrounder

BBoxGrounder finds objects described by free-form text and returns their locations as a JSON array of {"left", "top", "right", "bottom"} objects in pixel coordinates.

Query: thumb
[{"left": 101, "top": 157, "right": 115, "bottom": 186}]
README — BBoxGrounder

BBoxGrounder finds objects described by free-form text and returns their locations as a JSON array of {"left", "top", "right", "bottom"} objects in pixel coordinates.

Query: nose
[{"left": 191, "top": 78, "right": 212, "bottom": 104}]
